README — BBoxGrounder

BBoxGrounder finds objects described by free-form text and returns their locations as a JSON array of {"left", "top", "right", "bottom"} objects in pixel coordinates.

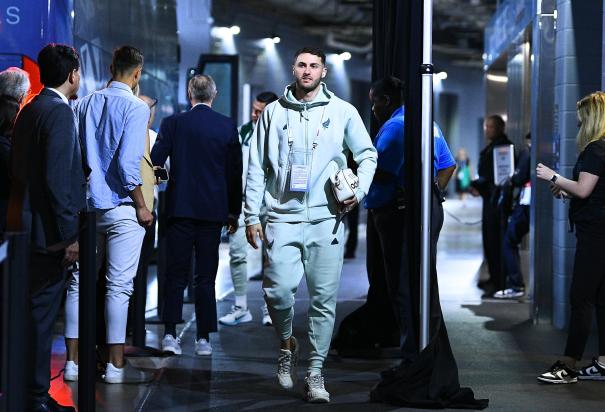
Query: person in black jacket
[
  {"left": 536, "top": 91, "right": 605, "bottom": 383},
  {"left": 151, "top": 74, "right": 242, "bottom": 357},
  {"left": 494, "top": 133, "right": 531, "bottom": 299},
  {"left": 9, "top": 44, "right": 85, "bottom": 412},
  {"left": 0, "top": 67, "right": 30, "bottom": 233},
  {"left": 471, "top": 115, "right": 514, "bottom": 294}
]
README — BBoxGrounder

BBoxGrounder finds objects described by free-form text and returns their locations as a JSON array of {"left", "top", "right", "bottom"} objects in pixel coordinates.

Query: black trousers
[
  {"left": 162, "top": 218, "right": 222, "bottom": 335},
  {"left": 345, "top": 205, "right": 359, "bottom": 256},
  {"left": 502, "top": 204, "right": 529, "bottom": 289},
  {"left": 481, "top": 193, "right": 504, "bottom": 289},
  {"left": 367, "top": 205, "right": 416, "bottom": 360},
  {"left": 564, "top": 223, "right": 605, "bottom": 360},
  {"left": 29, "top": 252, "right": 66, "bottom": 403}
]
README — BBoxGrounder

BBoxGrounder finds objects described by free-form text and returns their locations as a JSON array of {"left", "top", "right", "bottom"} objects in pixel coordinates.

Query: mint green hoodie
[{"left": 245, "top": 83, "right": 377, "bottom": 225}]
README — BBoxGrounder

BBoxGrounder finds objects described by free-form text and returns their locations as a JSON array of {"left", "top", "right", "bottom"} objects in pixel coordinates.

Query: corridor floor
[{"left": 49, "top": 198, "right": 604, "bottom": 411}]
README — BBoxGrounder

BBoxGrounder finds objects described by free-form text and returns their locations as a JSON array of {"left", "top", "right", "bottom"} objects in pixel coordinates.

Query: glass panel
[{"left": 203, "top": 62, "right": 232, "bottom": 117}]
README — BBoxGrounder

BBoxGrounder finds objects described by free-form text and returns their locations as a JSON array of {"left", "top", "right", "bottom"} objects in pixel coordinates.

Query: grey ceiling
[{"left": 213, "top": 0, "right": 498, "bottom": 65}]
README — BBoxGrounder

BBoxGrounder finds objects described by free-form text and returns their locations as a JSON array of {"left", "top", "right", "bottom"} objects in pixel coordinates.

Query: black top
[
  {"left": 473, "top": 134, "right": 514, "bottom": 197},
  {"left": 0, "top": 134, "right": 10, "bottom": 232},
  {"left": 0, "top": 134, "right": 9, "bottom": 201},
  {"left": 570, "top": 139, "right": 605, "bottom": 224}
]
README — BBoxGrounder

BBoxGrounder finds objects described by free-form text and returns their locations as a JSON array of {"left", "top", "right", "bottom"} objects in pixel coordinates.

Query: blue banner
[
  {"left": 484, "top": 0, "right": 535, "bottom": 67},
  {"left": 0, "top": 0, "right": 73, "bottom": 61}
]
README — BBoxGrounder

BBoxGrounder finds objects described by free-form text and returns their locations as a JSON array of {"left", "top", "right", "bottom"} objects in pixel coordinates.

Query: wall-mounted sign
[{"left": 493, "top": 144, "right": 515, "bottom": 186}]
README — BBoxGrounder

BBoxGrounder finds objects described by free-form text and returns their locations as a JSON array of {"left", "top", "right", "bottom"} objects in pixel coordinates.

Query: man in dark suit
[
  {"left": 151, "top": 74, "right": 242, "bottom": 356},
  {"left": 9, "top": 44, "right": 85, "bottom": 412}
]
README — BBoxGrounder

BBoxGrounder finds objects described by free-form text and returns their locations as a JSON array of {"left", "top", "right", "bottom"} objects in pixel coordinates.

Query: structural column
[{"left": 552, "top": 0, "right": 603, "bottom": 328}]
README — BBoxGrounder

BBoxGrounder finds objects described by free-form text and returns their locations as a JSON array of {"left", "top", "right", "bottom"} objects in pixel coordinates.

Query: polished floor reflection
[{"left": 48, "top": 198, "right": 604, "bottom": 411}]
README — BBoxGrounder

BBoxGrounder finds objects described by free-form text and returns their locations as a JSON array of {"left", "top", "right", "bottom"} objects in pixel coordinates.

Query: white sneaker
[
  {"left": 304, "top": 373, "right": 330, "bottom": 403},
  {"left": 262, "top": 304, "right": 272, "bottom": 326},
  {"left": 195, "top": 338, "right": 213, "bottom": 356},
  {"left": 63, "top": 360, "right": 78, "bottom": 382},
  {"left": 276, "top": 336, "right": 298, "bottom": 389},
  {"left": 218, "top": 305, "right": 253, "bottom": 326},
  {"left": 103, "top": 361, "right": 153, "bottom": 384},
  {"left": 161, "top": 334, "right": 182, "bottom": 355}
]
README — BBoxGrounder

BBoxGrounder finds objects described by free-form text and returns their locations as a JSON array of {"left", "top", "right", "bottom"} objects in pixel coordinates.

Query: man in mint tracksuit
[
  {"left": 220, "top": 91, "right": 278, "bottom": 327},
  {"left": 245, "top": 47, "right": 377, "bottom": 403}
]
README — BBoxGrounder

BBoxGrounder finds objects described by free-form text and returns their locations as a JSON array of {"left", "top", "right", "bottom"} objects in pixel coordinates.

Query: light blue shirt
[{"left": 77, "top": 81, "right": 150, "bottom": 210}]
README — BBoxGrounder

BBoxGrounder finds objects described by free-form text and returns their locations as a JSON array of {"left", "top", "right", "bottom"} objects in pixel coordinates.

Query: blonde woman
[{"left": 536, "top": 91, "right": 605, "bottom": 383}]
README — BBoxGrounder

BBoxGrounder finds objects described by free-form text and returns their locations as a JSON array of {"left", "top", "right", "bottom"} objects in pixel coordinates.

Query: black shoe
[
  {"left": 578, "top": 358, "right": 605, "bottom": 380},
  {"left": 537, "top": 360, "right": 578, "bottom": 384},
  {"left": 30, "top": 397, "right": 76, "bottom": 412}
]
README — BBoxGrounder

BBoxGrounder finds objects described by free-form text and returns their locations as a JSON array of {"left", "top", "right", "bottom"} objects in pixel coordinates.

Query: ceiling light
[
  {"left": 434, "top": 72, "right": 448, "bottom": 81},
  {"left": 272, "top": 36, "right": 281, "bottom": 44},
  {"left": 486, "top": 74, "right": 508, "bottom": 83},
  {"left": 339, "top": 51, "right": 352, "bottom": 61},
  {"left": 230, "top": 25, "right": 241, "bottom": 35}
]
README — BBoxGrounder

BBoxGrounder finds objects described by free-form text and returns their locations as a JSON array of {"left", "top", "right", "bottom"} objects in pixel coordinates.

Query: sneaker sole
[
  {"left": 162, "top": 347, "right": 182, "bottom": 355},
  {"left": 578, "top": 375, "right": 605, "bottom": 381},
  {"left": 305, "top": 395, "right": 330, "bottom": 403},
  {"left": 195, "top": 350, "right": 212, "bottom": 356},
  {"left": 103, "top": 376, "right": 153, "bottom": 384},
  {"left": 219, "top": 313, "right": 253, "bottom": 326},
  {"left": 537, "top": 376, "right": 578, "bottom": 384}
]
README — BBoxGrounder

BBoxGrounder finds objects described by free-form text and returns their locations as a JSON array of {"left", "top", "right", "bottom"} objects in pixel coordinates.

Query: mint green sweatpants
[{"left": 262, "top": 218, "right": 345, "bottom": 374}]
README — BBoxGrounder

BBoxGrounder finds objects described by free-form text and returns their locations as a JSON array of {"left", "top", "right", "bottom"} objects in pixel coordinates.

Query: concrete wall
[{"left": 552, "top": 0, "right": 603, "bottom": 328}]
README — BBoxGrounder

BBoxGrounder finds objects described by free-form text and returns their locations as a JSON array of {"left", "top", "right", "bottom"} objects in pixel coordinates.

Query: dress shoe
[{"left": 30, "top": 396, "right": 75, "bottom": 412}]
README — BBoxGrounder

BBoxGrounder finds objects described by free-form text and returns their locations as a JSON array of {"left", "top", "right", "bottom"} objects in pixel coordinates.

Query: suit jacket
[
  {"left": 9, "top": 88, "right": 87, "bottom": 254},
  {"left": 151, "top": 104, "right": 242, "bottom": 222}
]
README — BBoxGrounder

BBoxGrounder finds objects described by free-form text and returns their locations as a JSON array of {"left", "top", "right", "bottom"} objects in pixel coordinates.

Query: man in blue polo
[{"left": 365, "top": 76, "right": 455, "bottom": 362}]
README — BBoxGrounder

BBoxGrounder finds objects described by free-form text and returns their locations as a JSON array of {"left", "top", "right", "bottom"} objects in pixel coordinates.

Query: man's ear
[
  {"left": 68, "top": 69, "right": 77, "bottom": 84},
  {"left": 321, "top": 66, "right": 327, "bottom": 79}
]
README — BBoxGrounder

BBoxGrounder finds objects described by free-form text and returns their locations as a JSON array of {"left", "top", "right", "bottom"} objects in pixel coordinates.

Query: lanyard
[{"left": 285, "top": 105, "right": 327, "bottom": 151}]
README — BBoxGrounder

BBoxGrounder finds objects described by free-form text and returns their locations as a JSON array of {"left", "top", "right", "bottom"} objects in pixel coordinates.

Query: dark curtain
[
  {"left": 330, "top": 0, "right": 407, "bottom": 356},
  {"left": 367, "top": 0, "right": 488, "bottom": 409}
]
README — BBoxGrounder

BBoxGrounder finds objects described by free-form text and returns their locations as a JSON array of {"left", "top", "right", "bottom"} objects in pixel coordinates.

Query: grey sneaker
[
  {"left": 195, "top": 338, "right": 213, "bottom": 356},
  {"left": 219, "top": 305, "right": 253, "bottom": 326},
  {"left": 63, "top": 360, "right": 78, "bottom": 382},
  {"left": 103, "top": 361, "right": 153, "bottom": 384},
  {"left": 304, "top": 374, "right": 330, "bottom": 403},
  {"left": 276, "top": 336, "right": 298, "bottom": 389},
  {"left": 161, "top": 334, "right": 182, "bottom": 355},
  {"left": 493, "top": 288, "right": 525, "bottom": 299}
]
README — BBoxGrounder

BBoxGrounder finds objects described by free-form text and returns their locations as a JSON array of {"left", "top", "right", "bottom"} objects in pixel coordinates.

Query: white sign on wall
[{"left": 493, "top": 144, "right": 515, "bottom": 186}]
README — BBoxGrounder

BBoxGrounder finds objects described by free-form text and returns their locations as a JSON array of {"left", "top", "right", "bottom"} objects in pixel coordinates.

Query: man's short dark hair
[
  {"left": 293, "top": 47, "right": 326, "bottom": 65},
  {"left": 371, "top": 76, "right": 405, "bottom": 106},
  {"left": 111, "top": 46, "right": 144, "bottom": 77},
  {"left": 256, "top": 91, "right": 278, "bottom": 104},
  {"left": 487, "top": 114, "right": 506, "bottom": 132},
  {"left": 37, "top": 44, "right": 80, "bottom": 88}
]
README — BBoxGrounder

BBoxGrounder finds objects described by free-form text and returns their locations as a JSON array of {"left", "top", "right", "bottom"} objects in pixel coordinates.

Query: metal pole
[
  {"left": 79, "top": 212, "right": 97, "bottom": 412},
  {"left": 419, "top": 0, "right": 434, "bottom": 350}
]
